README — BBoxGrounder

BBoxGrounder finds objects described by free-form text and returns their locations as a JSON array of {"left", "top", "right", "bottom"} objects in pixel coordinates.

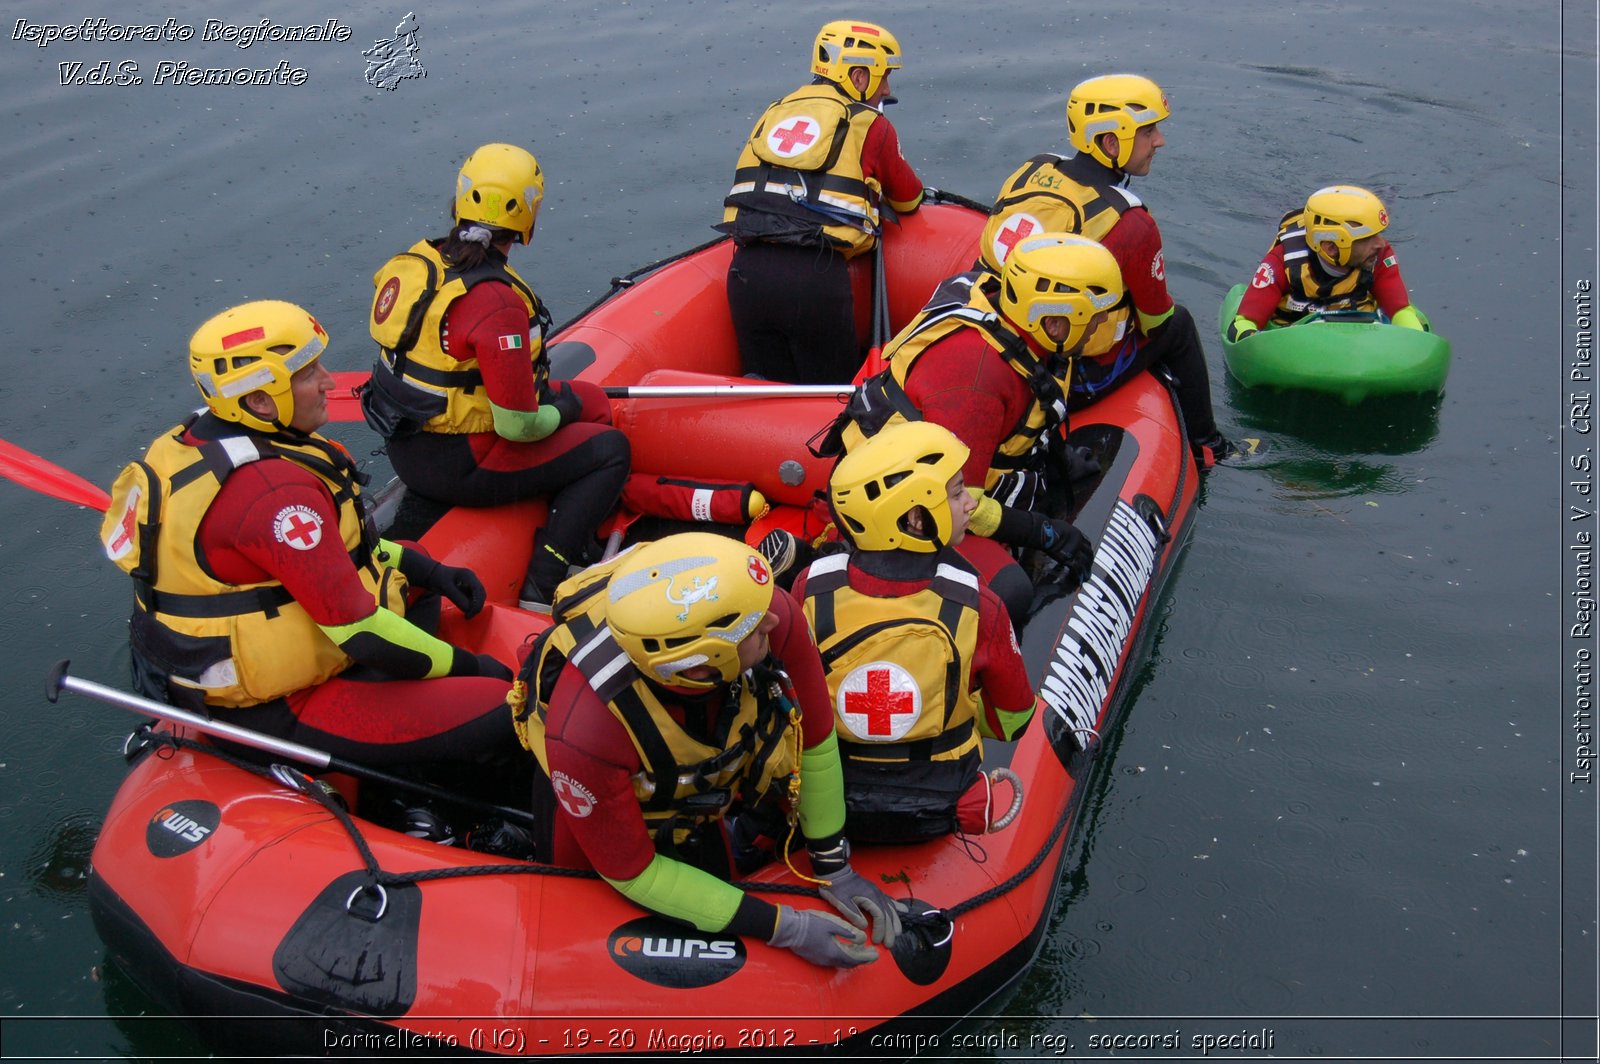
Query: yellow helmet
[
  {"left": 998, "top": 233, "right": 1126, "bottom": 354},
  {"left": 831, "top": 422, "right": 969, "bottom": 553},
  {"left": 454, "top": 143, "right": 544, "bottom": 244},
  {"left": 606, "top": 532, "right": 776, "bottom": 689},
  {"left": 1303, "top": 184, "right": 1389, "bottom": 267},
  {"left": 1066, "top": 74, "right": 1170, "bottom": 169},
  {"left": 188, "top": 300, "right": 328, "bottom": 433},
  {"left": 812, "top": 20, "right": 903, "bottom": 102}
]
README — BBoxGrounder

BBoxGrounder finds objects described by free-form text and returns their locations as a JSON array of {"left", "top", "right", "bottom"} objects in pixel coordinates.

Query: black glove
[
  {"left": 449, "top": 647, "right": 513, "bottom": 682},
  {"left": 1037, "top": 516, "right": 1094, "bottom": 583},
  {"left": 1061, "top": 445, "right": 1101, "bottom": 483},
  {"left": 768, "top": 905, "right": 876, "bottom": 968},
  {"left": 543, "top": 381, "right": 583, "bottom": 429},
  {"left": 396, "top": 549, "right": 488, "bottom": 618},
  {"left": 432, "top": 563, "right": 488, "bottom": 617},
  {"left": 989, "top": 470, "right": 1043, "bottom": 511}
]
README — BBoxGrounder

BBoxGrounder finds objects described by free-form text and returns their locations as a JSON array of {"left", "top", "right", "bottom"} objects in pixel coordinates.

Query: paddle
[
  {"left": 47, "top": 660, "right": 539, "bottom": 829},
  {"left": 325, "top": 372, "right": 855, "bottom": 422},
  {"left": 0, "top": 440, "right": 110, "bottom": 511}
]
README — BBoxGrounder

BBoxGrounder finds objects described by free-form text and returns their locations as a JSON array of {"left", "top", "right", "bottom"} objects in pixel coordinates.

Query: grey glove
[
  {"left": 768, "top": 905, "right": 877, "bottom": 968},
  {"left": 808, "top": 840, "right": 904, "bottom": 947}
]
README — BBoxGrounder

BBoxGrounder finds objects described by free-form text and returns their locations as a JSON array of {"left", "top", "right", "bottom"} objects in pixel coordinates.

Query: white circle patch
[
  {"left": 991, "top": 212, "right": 1043, "bottom": 266},
  {"left": 765, "top": 115, "right": 822, "bottom": 159},
  {"left": 272, "top": 505, "right": 324, "bottom": 551},
  {"left": 836, "top": 660, "right": 923, "bottom": 742},
  {"left": 551, "top": 770, "right": 597, "bottom": 818}
]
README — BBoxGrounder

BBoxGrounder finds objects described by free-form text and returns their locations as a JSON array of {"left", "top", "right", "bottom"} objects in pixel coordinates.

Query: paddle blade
[
  {"left": 328, "top": 371, "right": 368, "bottom": 423},
  {"left": 0, "top": 440, "right": 109, "bottom": 511}
]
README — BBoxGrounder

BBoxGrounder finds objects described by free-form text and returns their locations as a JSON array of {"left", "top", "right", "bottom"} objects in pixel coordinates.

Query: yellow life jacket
[
  {"left": 721, "top": 83, "right": 884, "bottom": 258},
  {"left": 977, "top": 152, "right": 1142, "bottom": 274},
  {"left": 1270, "top": 209, "right": 1377, "bottom": 325},
  {"left": 799, "top": 551, "right": 986, "bottom": 843},
  {"left": 801, "top": 553, "right": 984, "bottom": 761},
  {"left": 100, "top": 416, "right": 405, "bottom": 710},
  {"left": 833, "top": 271, "right": 1069, "bottom": 490},
  {"left": 365, "top": 239, "right": 549, "bottom": 437},
  {"left": 512, "top": 556, "right": 799, "bottom": 846}
]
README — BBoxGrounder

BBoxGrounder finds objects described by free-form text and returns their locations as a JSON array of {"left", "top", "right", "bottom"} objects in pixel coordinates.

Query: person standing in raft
[
  {"left": 1225, "top": 184, "right": 1430, "bottom": 341},
  {"left": 719, "top": 20, "right": 924, "bottom": 385},
  {"left": 801, "top": 233, "right": 1122, "bottom": 629},
  {"left": 790, "top": 422, "right": 1036, "bottom": 843},
  {"left": 977, "top": 74, "right": 1237, "bottom": 469},
  {"left": 511, "top": 532, "right": 905, "bottom": 968},
  {"left": 362, "top": 143, "right": 630, "bottom": 612},
  {"left": 100, "top": 301, "right": 517, "bottom": 772}
]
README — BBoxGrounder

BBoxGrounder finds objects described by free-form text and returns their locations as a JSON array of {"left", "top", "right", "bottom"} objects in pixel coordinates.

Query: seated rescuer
[
  {"left": 977, "top": 74, "right": 1237, "bottom": 468},
  {"left": 719, "top": 19, "right": 924, "bottom": 385},
  {"left": 812, "top": 233, "right": 1124, "bottom": 629},
  {"left": 100, "top": 301, "right": 517, "bottom": 771},
  {"left": 509, "top": 532, "right": 906, "bottom": 968},
  {"left": 1227, "top": 184, "right": 1429, "bottom": 341},
  {"left": 790, "top": 422, "right": 1037, "bottom": 842},
  {"left": 362, "top": 142, "right": 630, "bottom": 612}
]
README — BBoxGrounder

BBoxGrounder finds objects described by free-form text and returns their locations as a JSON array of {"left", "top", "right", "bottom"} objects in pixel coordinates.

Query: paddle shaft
[
  {"left": 325, "top": 372, "right": 852, "bottom": 421},
  {"left": 47, "top": 662, "right": 539, "bottom": 828}
]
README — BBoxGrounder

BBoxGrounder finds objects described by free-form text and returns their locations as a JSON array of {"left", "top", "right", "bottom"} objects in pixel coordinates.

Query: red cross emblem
[
  {"left": 992, "top": 214, "right": 1040, "bottom": 265},
  {"left": 273, "top": 505, "right": 323, "bottom": 551},
  {"left": 746, "top": 554, "right": 770, "bottom": 585},
  {"left": 1251, "top": 262, "right": 1276, "bottom": 289},
  {"left": 1378, "top": 208, "right": 1389, "bottom": 226},
  {"left": 373, "top": 277, "right": 401, "bottom": 324},
  {"left": 551, "top": 771, "right": 595, "bottom": 818},
  {"left": 104, "top": 484, "right": 142, "bottom": 560},
  {"left": 767, "top": 117, "right": 819, "bottom": 157},
  {"left": 839, "top": 661, "right": 921, "bottom": 740}
]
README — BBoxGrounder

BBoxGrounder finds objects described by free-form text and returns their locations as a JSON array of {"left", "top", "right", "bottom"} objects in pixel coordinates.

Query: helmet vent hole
[
  {"left": 864, "top": 483, "right": 881, "bottom": 501},
  {"left": 471, "top": 191, "right": 482, "bottom": 204},
  {"left": 665, "top": 635, "right": 696, "bottom": 649},
  {"left": 507, "top": 199, "right": 519, "bottom": 213},
  {"left": 641, "top": 637, "right": 661, "bottom": 652},
  {"left": 883, "top": 471, "right": 909, "bottom": 489},
  {"left": 705, "top": 614, "right": 739, "bottom": 632}
]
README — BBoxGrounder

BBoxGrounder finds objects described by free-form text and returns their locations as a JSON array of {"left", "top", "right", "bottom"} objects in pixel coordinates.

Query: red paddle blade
[
  {"left": 327, "top": 371, "right": 368, "bottom": 423},
  {"left": 0, "top": 440, "right": 110, "bottom": 511}
]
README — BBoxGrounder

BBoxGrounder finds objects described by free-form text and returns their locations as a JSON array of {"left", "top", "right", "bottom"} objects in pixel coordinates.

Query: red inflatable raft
[{"left": 85, "top": 198, "right": 1199, "bottom": 1055}]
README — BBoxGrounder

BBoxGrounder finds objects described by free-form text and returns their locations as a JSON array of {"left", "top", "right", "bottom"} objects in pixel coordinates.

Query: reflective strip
[{"left": 933, "top": 562, "right": 978, "bottom": 592}]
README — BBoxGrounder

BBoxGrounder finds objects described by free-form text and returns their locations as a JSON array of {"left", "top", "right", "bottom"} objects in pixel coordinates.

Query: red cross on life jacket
[
  {"left": 995, "top": 216, "right": 1038, "bottom": 263},
  {"left": 770, "top": 119, "right": 818, "bottom": 155},
  {"left": 844, "top": 667, "right": 917, "bottom": 737}
]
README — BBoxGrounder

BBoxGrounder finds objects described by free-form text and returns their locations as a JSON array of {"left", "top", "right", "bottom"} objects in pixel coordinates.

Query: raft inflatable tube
[
  {"left": 1217, "top": 282, "right": 1451, "bottom": 403},
  {"left": 87, "top": 197, "right": 1199, "bottom": 1056}
]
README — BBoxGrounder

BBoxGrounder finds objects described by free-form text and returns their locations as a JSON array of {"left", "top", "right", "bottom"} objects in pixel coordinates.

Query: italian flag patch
[
  {"left": 1382, "top": 255, "right": 1397, "bottom": 268},
  {"left": 498, "top": 334, "right": 524, "bottom": 350}
]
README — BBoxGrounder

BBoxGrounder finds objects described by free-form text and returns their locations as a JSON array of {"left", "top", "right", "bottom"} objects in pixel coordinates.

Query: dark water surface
[{"left": 1, "top": 1, "right": 1594, "bottom": 1060}]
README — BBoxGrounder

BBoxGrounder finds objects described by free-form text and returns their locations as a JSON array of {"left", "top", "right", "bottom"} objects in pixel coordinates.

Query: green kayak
[{"left": 1217, "top": 283, "right": 1451, "bottom": 404}]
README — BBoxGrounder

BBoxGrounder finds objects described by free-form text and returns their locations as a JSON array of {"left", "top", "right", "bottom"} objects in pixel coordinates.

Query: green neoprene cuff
[
  {"left": 320, "top": 606, "right": 456, "bottom": 678},
  {"left": 603, "top": 853, "right": 746, "bottom": 933},
  {"left": 490, "top": 400, "right": 562, "bottom": 443},
  {"left": 796, "top": 728, "right": 846, "bottom": 839}
]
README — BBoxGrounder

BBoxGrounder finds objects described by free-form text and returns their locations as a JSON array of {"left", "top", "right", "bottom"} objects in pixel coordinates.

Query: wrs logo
[
  {"left": 608, "top": 916, "right": 745, "bottom": 988},
  {"left": 145, "top": 800, "right": 220, "bottom": 858}
]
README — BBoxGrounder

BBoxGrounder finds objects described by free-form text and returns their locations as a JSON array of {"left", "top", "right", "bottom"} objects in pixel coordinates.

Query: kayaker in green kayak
[{"left": 1226, "top": 185, "right": 1428, "bottom": 342}]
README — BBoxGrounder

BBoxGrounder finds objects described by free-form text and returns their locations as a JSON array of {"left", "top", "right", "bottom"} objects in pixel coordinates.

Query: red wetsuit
[
  {"left": 386, "top": 278, "right": 631, "bottom": 593},
  {"left": 541, "top": 590, "right": 835, "bottom": 880},
  {"left": 897, "top": 326, "right": 1043, "bottom": 588},
  {"left": 196, "top": 432, "right": 513, "bottom": 766},
  {"left": 1235, "top": 240, "right": 1412, "bottom": 325}
]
